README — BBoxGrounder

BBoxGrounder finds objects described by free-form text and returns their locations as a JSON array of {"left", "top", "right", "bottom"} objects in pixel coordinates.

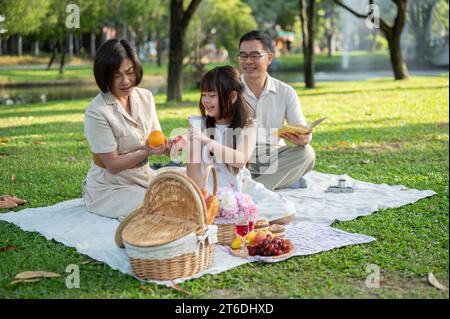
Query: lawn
[
  {"left": 0, "top": 62, "right": 167, "bottom": 85},
  {"left": 0, "top": 76, "right": 448, "bottom": 298},
  {"left": 0, "top": 51, "right": 391, "bottom": 85}
]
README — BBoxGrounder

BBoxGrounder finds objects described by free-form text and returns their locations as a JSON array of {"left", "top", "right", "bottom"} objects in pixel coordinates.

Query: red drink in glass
[
  {"left": 236, "top": 224, "right": 249, "bottom": 237},
  {"left": 248, "top": 221, "right": 254, "bottom": 232}
]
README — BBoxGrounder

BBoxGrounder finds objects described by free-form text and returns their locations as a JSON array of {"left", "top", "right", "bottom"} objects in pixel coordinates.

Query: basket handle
[{"left": 201, "top": 165, "right": 217, "bottom": 196}]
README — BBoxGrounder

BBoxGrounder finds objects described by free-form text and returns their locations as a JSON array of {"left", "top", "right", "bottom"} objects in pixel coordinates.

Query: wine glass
[
  {"left": 235, "top": 214, "right": 249, "bottom": 251},
  {"left": 248, "top": 214, "right": 256, "bottom": 232}
]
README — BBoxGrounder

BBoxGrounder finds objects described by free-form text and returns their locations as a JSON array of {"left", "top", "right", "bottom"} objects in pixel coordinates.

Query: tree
[
  {"left": 167, "top": 0, "right": 202, "bottom": 102},
  {"left": 408, "top": 0, "right": 438, "bottom": 65},
  {"left": 78, "top": 0, "right": 107, "bottom": 58},
  {"left": 37, "top": 0, "right": 71, "bottom": 74},
  {"left": 149, "top": 1, "right": 170, "bottom": 67},
  {"left": 0, "top": 0, "right": 50, "bottom": 56},
  {"left": 320, "top": 0, "right": 337, "bottom": 57},
  {"left": 299, "top": 0, "right": 317, "bottom": 88},
  {"left": 333, "top": 0, "right": 409, "bottom": 80},
  {"left": 122, "top": 0, "right": 164, "bottom": 58},
  {"left": 244, "top": 0, "right": 285, "bottom": 29},
  {"left": 185, "top": 0, "right": 257, "bottom": 74}
]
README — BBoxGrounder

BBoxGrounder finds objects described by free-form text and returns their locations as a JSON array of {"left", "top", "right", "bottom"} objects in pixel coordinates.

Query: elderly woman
[{"left": 82, "top": 39, "right": 169, "bottom": 219}]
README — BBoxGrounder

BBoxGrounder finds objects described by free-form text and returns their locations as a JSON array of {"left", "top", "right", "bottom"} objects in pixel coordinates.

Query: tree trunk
[
  {"left": 167, "top": 21, "right": 185, "bottom": 102},
  {"left": 17, "top": 34, "right": 22, "bottom": 56},
  {"left": 0, "top": 38, "right": 3, "bottom": 55},
  {"left": 90, "top": 29, "right": 96, "bottom": 58},
  {"left": 74, "top": 34, "right": 80, "bottom": 55},
  {"left": 47, "top": 41, "right": 58, "bottom": 70},
  {"left": 389, "top": 0, "right": 409, "bottom": 80},
  {"left": 32, "top": 41, "right": 39, "bottom": 56},
  {"left": 409, "top": 1, "right": 435, "bottom": 65},
  {"left": 68, "top": 32, "right": 74, "bottom": 57},
  {"left": 59, "top": 39, "right": 66, "bottom": 75},
  {"left": 326, "top": 32, "right": 335, "bottom": 57},
  {"left": 167, "top": 0, "right": 202, "bottom": 102},
  {"left": 387, "top": 34, "right": 409, "bottom": 80},
  {"left": 299, "top": 0, "right": 316, "bottom": 88},
  {"left": 333, "top": 0, "right": 409, "bottom": 81},
  {"left": 156, "top": 38, "right": 163, "bottom": 67}
]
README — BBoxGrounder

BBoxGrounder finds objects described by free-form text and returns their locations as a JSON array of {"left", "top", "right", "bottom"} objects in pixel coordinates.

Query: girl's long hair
[{"left": 199, "top": 66, "right": 254, "bottom": 174}]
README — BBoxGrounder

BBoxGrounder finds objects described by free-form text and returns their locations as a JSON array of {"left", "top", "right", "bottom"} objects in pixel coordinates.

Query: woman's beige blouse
[{"left": 82, "top": 87, "right": 160, "bottom": 219}]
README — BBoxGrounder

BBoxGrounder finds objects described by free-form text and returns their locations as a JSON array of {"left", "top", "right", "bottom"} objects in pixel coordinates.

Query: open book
[{"left": 273, "top": 117, "right": 326, "bottom": 137}]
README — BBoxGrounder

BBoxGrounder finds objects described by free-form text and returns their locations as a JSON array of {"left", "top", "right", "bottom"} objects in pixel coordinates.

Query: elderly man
[{"left": 238, "top": 30, "right": 315, "bottom": 191}]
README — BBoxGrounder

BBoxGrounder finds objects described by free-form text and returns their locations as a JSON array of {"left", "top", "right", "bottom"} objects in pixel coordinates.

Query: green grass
[
  {"left": 0, "top": 62, "right": 167, "bottom": 84},
  {"left": 0, "top": 51, "right": 392, "bottom": 85},
  {"left": 0, "top": 76, "right": 448, "bottom": 298}
]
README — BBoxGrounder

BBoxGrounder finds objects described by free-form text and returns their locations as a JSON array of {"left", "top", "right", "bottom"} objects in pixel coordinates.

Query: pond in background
[
  {"left": 0, "top": 77, "right": 168, "bottom": 106},
  {"left": 0, "top": 69, "right": 447, "bottom": 106}
]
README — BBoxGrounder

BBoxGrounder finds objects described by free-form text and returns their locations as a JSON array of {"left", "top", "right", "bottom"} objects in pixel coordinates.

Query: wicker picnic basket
[
  {"left": 216, "top": 223, "right": 235, "bottom": 246},
  {"left": 115, "top": 166, "right": 218, "bottom": 281}
]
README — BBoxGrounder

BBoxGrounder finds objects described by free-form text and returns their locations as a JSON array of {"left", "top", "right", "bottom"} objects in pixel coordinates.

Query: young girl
[{"left": 186, "top": 66, "right": 295, "bottom": 223}]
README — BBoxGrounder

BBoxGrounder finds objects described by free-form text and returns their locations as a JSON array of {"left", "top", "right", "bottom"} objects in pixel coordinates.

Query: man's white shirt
[{"left": 241, "top": 73, "right": 307, "bottom": 150}]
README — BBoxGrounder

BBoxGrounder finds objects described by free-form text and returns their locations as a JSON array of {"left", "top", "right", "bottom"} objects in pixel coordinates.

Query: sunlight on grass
[{"left": 0, "top": 76, "right": 448, "bottom": 298}]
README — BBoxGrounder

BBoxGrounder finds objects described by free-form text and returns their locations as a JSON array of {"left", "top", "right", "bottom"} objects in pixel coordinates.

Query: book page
[{"left": 273, "top": 117, "right": 326, "bottom": 137}]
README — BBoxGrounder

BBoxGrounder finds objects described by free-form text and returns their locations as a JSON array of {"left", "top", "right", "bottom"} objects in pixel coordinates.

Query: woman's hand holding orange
[
  {"left": 145, "top": 137, "right": 169, "bottom": 156},
  {"left": 145, "top": 131, "right": 170, "bottom": 156}
]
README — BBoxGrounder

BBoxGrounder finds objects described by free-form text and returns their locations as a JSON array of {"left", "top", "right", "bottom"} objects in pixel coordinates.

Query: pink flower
[{"left": 215, "top": 187, "right": 259, "bottom": 221}]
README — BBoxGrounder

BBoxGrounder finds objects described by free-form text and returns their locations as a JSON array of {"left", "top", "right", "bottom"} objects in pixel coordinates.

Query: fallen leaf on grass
[
  {"left": 428, "top": 272, "right": 449, "bottom": 291},
  {"left": 32, "top": 140, "right": 46, "bottom": 145},
  {"left": 11, "top": 174, "right": 16, "bottom": 183},
  {"left": 361, "top": 159, "right": 371, "bottom": 164},
  {"left": 11, "top": 278, "right": 42, "bottom": 285},
  {"left": 0, "top": 240, "right": 17, "bottom": 253},
  {"left": 10, "top": 270, "right": 61, "bottom": 285},
  {"left": 14, "top": 270, "right": 61, "bottom": 281},
  {"left": 170, "top": 281, "right": 192, "bottom": 296}
]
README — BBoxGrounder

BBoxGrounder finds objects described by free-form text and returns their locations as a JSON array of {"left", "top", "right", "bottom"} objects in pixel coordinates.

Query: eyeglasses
[{"left": 238, "top": 53, "right": 269, "bottom": 62}]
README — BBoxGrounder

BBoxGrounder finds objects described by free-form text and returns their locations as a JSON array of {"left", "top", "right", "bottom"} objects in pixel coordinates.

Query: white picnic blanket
[
  {"left": 276, "top": 171, "right": 436, "bottom": 225},
  {"left": 0, "top": 170, "right": 435, "bottom": 286}
]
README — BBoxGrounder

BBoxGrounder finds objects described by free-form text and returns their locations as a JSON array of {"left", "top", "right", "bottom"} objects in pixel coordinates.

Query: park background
[{"left": 0, "top": 0, "right": 448, "bottom": 299}]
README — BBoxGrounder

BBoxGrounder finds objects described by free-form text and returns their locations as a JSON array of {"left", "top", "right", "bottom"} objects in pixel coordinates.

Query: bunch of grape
[{"left": 247, "top": 234, "right": 293, "bottom": 256}]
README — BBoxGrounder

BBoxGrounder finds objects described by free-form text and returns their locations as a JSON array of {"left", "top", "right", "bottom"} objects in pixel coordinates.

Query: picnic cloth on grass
[
  {"left": 0, "top": 198, "right": 375, "bottom": 285},
  {"left": 0, "top": 170, "right": 435, "bottom": 285},
  {"left": 276, "top": 171, "right": 436, "bottom": 225}
]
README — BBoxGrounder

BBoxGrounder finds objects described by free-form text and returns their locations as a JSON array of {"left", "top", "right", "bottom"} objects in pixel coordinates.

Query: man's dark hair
[
  {"left": 239, "top": 30, "right": 274, "bottom": 53},
  {"left": 93, "top": 39, "right": 143, "bottom": 92}
]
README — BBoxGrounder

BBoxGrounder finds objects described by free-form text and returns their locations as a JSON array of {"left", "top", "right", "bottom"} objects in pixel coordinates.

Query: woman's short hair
[
  {"left": 239, "top": 30, "right": 274, "bottom": 53},
  {"left": 93, "top": 39, "right": 143, "bottom": 92}
]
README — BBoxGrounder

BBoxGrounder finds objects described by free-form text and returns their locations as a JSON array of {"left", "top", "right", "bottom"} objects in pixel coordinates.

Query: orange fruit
[{"left": 147, "top": 130, "right": 166, "bottom": 147}]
